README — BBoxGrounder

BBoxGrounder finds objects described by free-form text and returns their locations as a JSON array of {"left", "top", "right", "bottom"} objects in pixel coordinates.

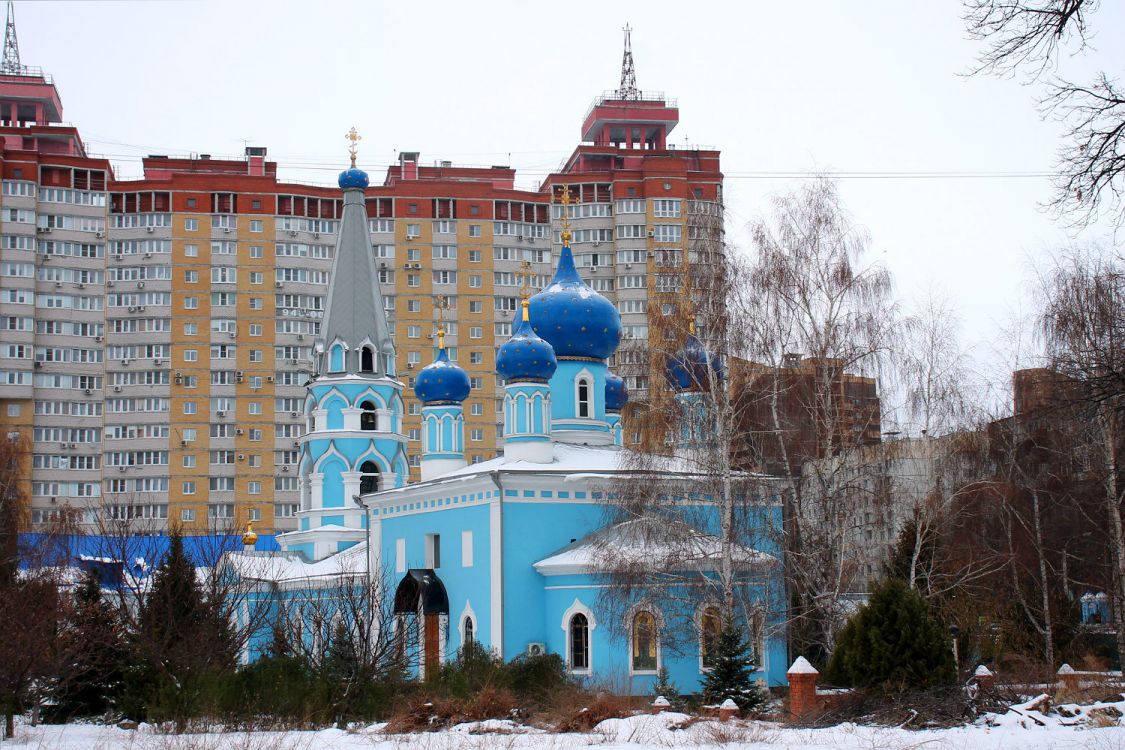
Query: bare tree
[
  {"left": 599, "top": 192, "right": 784, "bottom": 663},
  {"left": 964, "top": 0, "right": 1125, "bottom": 228},
  {"left": 741, "top": 177, "right": 898, "bottom": 660},
  {"left": 1038, "top": 245, "right": 1125, "bottom": 660}
]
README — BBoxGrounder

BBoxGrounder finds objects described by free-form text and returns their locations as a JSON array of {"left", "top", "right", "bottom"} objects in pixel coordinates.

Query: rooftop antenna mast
[
  {"left": 617, "top": 23, "right": 638, "bottom": 100},
  {"left": 2, "top": 0, "right": 21, "bottom": 75}
]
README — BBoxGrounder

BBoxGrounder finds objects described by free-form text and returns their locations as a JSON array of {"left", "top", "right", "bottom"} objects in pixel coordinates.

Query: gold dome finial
[
  {"left": 345, "top": 127, "right": 361, "bottom": 169},
  {"left": 241, "top": 520, "right": 258, "bottom": 547},
  {"left": 437, "top": 325, "right": 445, "bottom": 351},
  {"left": 557, "top": 185, "right": 574, "bottom": 245},
  {"left": 521, "top": 295, "right": 530, "bottom": 322}
]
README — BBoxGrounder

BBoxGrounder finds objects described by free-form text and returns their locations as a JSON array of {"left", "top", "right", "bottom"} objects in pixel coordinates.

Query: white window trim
[
  {"left": 574, "top": 368, "right": 594, "bottom": 420},
  {"left": 627, "top": 604, "right": 663, "bottom": 676},
  {"left": 561, "top": 597, "right": 596, "bottom": 675}
]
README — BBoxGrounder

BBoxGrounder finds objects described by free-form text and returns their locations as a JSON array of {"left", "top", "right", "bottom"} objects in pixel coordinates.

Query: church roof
[
  {"left": 533, "top": 517, "right": 776, "bottom": 576},
  {"left": 320, "top": 181, "right": 393, "bottom": 369},
  {"left": 224, "top": 539, "right": 368, "bottom": 584}
]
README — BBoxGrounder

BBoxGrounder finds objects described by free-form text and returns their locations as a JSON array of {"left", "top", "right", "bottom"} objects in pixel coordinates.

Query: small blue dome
[
  {"left": 414, "top": 345, "right": 470, "bottom": 404},
  {"left": 338, "top": 167, "right": 369, "bottom": 190},
  {"left": 529, "top": 244, "right": 621, "bottom": 360},
  {"left": 666, "top": 334, "right": 724, "bottom": 391},
  {"left": 496, "top": 305, "right": 557, "bottom": 382},
  {"left": 605, "top": 372, "right": 628, "bottom": 412}
]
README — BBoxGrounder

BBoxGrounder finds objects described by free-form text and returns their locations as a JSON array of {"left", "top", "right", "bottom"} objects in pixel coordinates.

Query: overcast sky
[{"left": 18, "top": 0, "right": 1125, "bottom": 414}]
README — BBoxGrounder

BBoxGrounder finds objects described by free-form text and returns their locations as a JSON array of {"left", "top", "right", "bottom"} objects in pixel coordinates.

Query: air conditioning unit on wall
[{"left": 526, "top": 642, "right": 546, "bottom": 657}]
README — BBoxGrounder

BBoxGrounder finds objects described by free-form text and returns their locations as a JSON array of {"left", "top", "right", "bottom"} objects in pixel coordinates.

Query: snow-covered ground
[{"left": 8, "top": 710, "right": 1125, "bottom": 750}]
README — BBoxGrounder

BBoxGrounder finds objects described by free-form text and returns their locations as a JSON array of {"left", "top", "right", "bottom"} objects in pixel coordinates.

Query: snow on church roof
[
  {"left": 225, "top": 541, "right": 369, "bottom": 584},
  {"left": 533, "top": 516, "right": 776, "bottom": 576}
]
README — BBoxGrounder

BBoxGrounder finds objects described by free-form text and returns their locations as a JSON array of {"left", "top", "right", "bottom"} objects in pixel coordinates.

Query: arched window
[
  {"left": 700, "top": 606, "right": 722, "bottom": 669},
  {"left": 360, "top": 346, "right": 375, "bottom": 373},
  {"left": 632, "top": 611, "right": 658, "bottom": 672},
  {"left": 463, "top": 616, "right": 474, "bottom": 646},
  {"left": 569, "top": 613, "right": 589, "bottom": 670},
  {"left": 360, "top": 400, "right": 377, "bottom": 431},
  {"left": 359, "top": 460, "right": 379, "bottom": 495},
  {"left": 577, "top": 377, "right": 591, "bottom": 418}
]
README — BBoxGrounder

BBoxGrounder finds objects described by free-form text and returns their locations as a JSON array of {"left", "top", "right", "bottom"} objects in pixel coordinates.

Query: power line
[{"left": 97, "top": 154, "right": 1058, "bottom": 182}]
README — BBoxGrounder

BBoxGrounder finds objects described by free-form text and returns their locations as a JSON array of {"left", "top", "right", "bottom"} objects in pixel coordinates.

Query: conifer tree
[
  {"left": 651, "top": 666, "right": 679, "bottom": 706},
  {"left": 126, "top": 531, "right": 236, "bottom": 726},
  {"left": 826, "top": 577, "right": 955, "bottom": 691},
  {"left": 51, "top": 569, "right": 126, "bottom": 719},
  {"left": 700, "top": 620, "right": 767, "bottom": 712}
]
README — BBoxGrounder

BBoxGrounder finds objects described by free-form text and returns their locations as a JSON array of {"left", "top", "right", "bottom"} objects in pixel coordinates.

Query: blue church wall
[
  {"left": 378, "top": 500, "right": 495, "bottom": 653},
  {"left": 323, "top": 396, "right": 346, "bottom": 430},
  {"left": 500, "top": 501, "right": 605, "bottom": 658},
  {"left": 549, "top": 360, "right": 607, "bottom": 423},
  {"left": 320, "top": 458, "right": 346, "bottom": 509}
]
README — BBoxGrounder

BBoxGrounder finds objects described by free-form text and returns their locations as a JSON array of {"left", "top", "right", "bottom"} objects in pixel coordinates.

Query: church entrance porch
[{"left": 393, "top": 569, "right": 449, "bottom": 680}]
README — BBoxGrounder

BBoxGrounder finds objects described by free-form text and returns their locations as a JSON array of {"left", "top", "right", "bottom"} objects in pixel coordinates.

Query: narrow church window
[
  {"left": 426, "top": 533, "right": 441, "bottom": 569},
  {"left": 700, "top": 607, "right": 721, "bottom": 669},
  {"left": 361, "top": 346, "right": 375, "bottom": 373},
  {"left": 463, "top": 616, "right": 474, "bottom": 646},
  {"left": 632, "top": 611, "right": 658, "bottom": 671},
  {"left": 577, "top": 378, "right": 591, "bottom": 418},
  {"left": 359, "top": 460, "right": 379, "bottom": 494},
  {"left": 360, "top": 401, "right": 377, "bottom": 431},
  {"left": 570, "top": 613, "right": 589, "bottom": 670}
]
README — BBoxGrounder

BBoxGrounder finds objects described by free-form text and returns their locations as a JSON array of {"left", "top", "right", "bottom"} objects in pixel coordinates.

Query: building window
[
  {"left": 569, "top": 614, "right": 590, "bottom": 671},
  {"left": 700, "top": 607, "right": 721, "bottom": 670},
  {"left": 250, "top": 219, "right": 263, "bottom": 233},
  {"left": 184, "top": 218, "right": 198, "bottom": 231},
  {"left": 359, "top": 460, "right": 379, "bottom": 494},
  {"left": 577, "top": 376, "right": 591, "bottom": 418},
  {"left": 631, "top": 611, "right": 658, "bottom": 672},
  {"left": 182, "top": 481, "right": 196, "bottom": 495},
  {"left": 426, "top": 533, "right": 441, "bottom": 569},
  {"left": 468, "top": 224, "right": 481, "bottom": 237},
  {"left": 463, "top": 616, "right": 474, "bottom": 645},
  {"left": 181, "top": 508, "right": 196, "bottom": 522},
  {"left": 360, "top": 401, "right": 377, "bottom": 431},
  {"left": 361, "top": 346, "right": 375, "bottom": 373}
]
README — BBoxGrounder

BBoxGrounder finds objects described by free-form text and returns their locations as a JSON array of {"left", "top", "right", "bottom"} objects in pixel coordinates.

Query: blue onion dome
[
  {"left": 496, "top": 299, "right": 557, "bottom": 382},
  {"left": 605, "top": 372, "right": 627, "bottom": 412},
  {"left": 338, "top": 167, "right": 369, "bottom": 190},
  {"left": 666, "top": 331, "right": 724, "bottom": 392},
  {"left": 529, "top": 242, "right": 621, "bottom": 360},
  {"left": 413, "top": 330, "right": 470, "bottom": 404}
]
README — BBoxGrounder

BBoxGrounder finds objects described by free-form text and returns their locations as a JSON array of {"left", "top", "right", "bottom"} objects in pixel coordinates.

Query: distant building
[
  {"left": 729, "top": 355, "right": 882, "bottom": 476},
  {"left": 0, "top": 15, "right": 723, "bottom": 533}
]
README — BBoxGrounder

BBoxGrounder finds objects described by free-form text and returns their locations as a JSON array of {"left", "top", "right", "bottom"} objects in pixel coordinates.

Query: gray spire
[
  {"left": 2, "top": 1, "right": 21, "bottom": 75},
  {"left": 320, "top": 185, "right": 395, "bottom": 376}
]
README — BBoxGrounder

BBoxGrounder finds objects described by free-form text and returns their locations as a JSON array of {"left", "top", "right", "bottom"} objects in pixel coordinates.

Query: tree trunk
[
  {"left": 1100, "top": 406, "right": 1125, "bottom": 664},
  {"left": 1030, "top": 487, "right": 1055, "bottom": 670}
]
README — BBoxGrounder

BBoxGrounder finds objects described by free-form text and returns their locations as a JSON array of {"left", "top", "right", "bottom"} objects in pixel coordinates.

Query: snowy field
[{"left": 8, "top": 710, "right": 1125, "bottom": 750}]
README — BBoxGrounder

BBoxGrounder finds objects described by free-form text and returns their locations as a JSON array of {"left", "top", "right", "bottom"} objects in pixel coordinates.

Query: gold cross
[
  {"left": 557, "top": 185, "right": 574, "bottom": 245},
  {"left": 345, "top": 127, "right": 361, "bottom": 168}
]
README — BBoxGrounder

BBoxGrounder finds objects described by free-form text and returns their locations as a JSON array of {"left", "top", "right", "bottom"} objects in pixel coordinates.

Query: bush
[{"left": 827, "top": 577, "right": 955, "bottom": 691}]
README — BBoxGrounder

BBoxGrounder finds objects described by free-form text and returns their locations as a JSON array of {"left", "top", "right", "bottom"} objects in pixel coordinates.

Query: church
[{"left": 228, "top": 153, "right": 788, "bottom": 694}]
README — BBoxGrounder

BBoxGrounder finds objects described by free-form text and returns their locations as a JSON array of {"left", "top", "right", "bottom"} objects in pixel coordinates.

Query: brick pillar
[
  {"left": 973, "top": 665, "right": 995, "bottom": 691},
  {"left": 787, "top": 656, "right": 819, "bottom": 721},
  {"left": 651, "top": 696, "right": 670, "bottom": 714},
  {"left": 1058, "top": 663, "right": 1080, "bottom": 692},
  {"left": 718, "top": 698, "right": 740, "bottom": 722}
]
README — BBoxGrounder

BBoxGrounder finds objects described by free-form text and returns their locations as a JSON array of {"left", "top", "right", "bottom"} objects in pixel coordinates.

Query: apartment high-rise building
[{"left": 0, "top": 21, "right": 723, "bottom": 533}]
